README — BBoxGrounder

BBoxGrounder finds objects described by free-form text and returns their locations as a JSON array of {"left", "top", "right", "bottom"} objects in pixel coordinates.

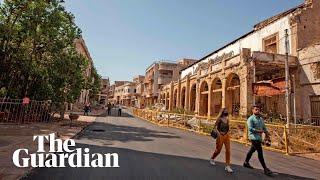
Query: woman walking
[{"left": 209, "top": 108, "right": 233, "bottom": 173}]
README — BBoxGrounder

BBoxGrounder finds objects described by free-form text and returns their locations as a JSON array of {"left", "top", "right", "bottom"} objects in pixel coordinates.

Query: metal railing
[
  {"left": 0, "top": 98, "right": 52, "bottom": 123},
  {"left": 132, "top": 108, "right": 320, "bottom": 155}
]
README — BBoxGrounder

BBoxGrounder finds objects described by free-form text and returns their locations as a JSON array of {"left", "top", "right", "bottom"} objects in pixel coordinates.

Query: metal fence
[
  {"left": 133, "top": 108, "right": 320, "bottom": 155},
  {"left": 0, "top": 98, "right": 52, "bottom": 123}
]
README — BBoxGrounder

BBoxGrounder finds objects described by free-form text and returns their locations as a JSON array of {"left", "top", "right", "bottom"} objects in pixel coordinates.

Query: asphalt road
[{"left": 22, "top": 109, "right": 320, "bottom": 180}]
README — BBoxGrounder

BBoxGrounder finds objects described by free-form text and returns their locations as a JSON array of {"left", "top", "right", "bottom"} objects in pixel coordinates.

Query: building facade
[
  {"left": 113, "top": 82, "right": 136, "bottom": 106},
  {"left": 133, "top": 75, "right": 145, "bottom": 108},
  {"left": 97, "top": 77, "right": 110, "bottom": 105},
  {"left": 142, "top": 59, "right": 197, "bottom": 107},
  {"left": 160, "top": 0, "right": 320, "bottom": 123},
  {"left": 108, "top": 81, "right": 130, "bottom": 104},
  {"left": 74, "top": 38, "right": 93, "bottom": 105}
]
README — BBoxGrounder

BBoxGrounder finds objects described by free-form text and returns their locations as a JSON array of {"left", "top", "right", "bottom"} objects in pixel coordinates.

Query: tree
[
  {"left": 87, "top": 66, "right": 102, "bottom": 102},
  {"left": 0, "top": 0, "right": 93, "bottom": 117},
  {"left": 0, "top": 0, "right": 99, "bottom": 118}
]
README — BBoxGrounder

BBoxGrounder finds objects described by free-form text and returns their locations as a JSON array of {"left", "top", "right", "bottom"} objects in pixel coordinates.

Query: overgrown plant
[{"left": 0, "top": 0, "right": 97, "bottom": 117}]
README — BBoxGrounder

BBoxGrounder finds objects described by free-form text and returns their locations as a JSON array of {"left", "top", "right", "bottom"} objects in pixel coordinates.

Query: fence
[
  {"left": 133, "top": 108, "right": 320, "bottom": 155},
  {"left": 0, "top": 98, "right": 52, "bottom": 123}
]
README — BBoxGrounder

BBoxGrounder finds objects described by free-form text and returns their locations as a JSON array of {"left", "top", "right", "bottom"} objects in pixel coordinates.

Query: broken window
[
  {"left": 263, "top": 33, "right": 278, "bottom": 54},
  {"left": 310, "top": 95, "right": 320, "bottom": 120}
]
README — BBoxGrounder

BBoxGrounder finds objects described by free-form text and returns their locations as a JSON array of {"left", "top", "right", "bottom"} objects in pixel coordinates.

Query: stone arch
[
  {"left": 161, "top": 93, "right": 165, "bottom": 105},
  {"left": 199, "top": 80, "right": 209, "bottom": 116},
  {"left": 173, "top": 89, "right": 178, "bottom": 109},
  {"left": 190, "top": 84, "right": 196, "bottom": 112},
  {"left": 226, "top": 73, "right": 240, "bottom": 116},
  {"left": 211, "top": 77, "right": 223, "bottom": 116},
  {"left": 181, "top": 87, "right": 186, "bottom": 109},
  {"left": 166, "top": 92, "right": 170, "bottom": 110}
]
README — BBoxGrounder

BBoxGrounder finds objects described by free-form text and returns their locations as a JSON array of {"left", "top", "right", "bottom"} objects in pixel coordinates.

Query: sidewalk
[{"left": 0, "top": 115, "right": 96, "bottom": 180}]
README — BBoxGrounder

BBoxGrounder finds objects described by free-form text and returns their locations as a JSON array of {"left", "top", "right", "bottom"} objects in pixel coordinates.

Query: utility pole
[{"left": 285, "top": 29, "right": 291, "bottom": 128}]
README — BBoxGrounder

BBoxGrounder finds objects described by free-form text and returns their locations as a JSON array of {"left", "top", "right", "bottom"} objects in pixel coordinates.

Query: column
[
  {"left": 185, "top": 75, "right": 190, "bottom": 111},
  {"left": 195, "top": 78, "right": 200, "bottom": 114},
  {"left": 208, "top": 81, "right": 212, "bottom": 117},
  {"left": 177, "top": 79, "right": 181, "bottom": 108},
  {"left": 169, "top": 82, "right": 174, "bottom": 111},
  {"left": 221, "top": 77, "right": 227, "bottom": 108}
]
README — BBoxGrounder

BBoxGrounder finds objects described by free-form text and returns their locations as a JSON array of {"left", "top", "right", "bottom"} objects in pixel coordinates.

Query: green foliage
[
  {"left": 87, "top": 66, "right": 101, "bottom": 101},
  {"left": 0, "top": 0, "right": 92, "bottom": 105}
]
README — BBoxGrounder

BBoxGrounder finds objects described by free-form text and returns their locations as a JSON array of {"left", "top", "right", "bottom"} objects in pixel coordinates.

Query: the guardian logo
[{"left": 12, "top": 133, "right": 119, "bottom": 168}]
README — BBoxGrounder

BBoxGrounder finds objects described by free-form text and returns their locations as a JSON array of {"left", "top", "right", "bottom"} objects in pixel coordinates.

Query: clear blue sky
[{"left": 64, "top": 0, "right": 303, "bottom": 82}]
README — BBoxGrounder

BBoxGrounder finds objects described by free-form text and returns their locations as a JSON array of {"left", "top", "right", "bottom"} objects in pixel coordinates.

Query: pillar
[
  {"left": 177, "top": 79, "right": 181, "bottom": 108},
  {"left": 208, "top": 80, "right": 212, "bottom": 117},
  {"left": 221, "top": 77, "right": 227, "bottom": 108},
  {"left": 195, "top": 78, "right": 200, "bottom": 114},
  {"left": 169, "top": 82, "right": 174, "bottom": 111},
  {"left": 185, "top": 75, "right": 190, "bottom": 111}
]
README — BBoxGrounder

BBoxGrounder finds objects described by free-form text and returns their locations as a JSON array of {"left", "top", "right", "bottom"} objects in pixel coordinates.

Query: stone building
[
  {"left": 113, "top": 82, "right": 136, "bottom": 106},
  {"left": 160, "top": 0, "right": 320, "bottom": 123},
  {"left": 108, "top": 81, "right": 130, "bottom": 105},
  {"left": 142, "top": 59, "right": 196, "bottom": 107},
  {"left": 108, "top": 84, "right": 116, "bottom": 104},
  {"left": 97, "top": 77, "right": 110, "bottom": 105},
  {"left": 133, "top": 75, "right": 145, "bottom": 108},
  {"left": 74, "top": 38, "right": 93, "bottom": 105}
]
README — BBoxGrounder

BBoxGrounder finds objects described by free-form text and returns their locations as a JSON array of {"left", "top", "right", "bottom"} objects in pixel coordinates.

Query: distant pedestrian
[
  {"left": 118, "top": 106, "right": 122, "bottom": 116},
  {"left": 243, "top": 105, "right": 273, "bottom": 176},
  {"left": 107, "top": 102, "right": 112, "bottom": 115},
  {"left": 209, "top": 108, "right": 233, "bottom": 173},
  {"left": 83, "top": 103, "right": 90, "bottom": 116}
]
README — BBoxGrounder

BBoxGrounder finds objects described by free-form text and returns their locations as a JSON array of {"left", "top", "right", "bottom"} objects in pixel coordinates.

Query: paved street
[{"left": 23, "top": 109, "right": 320, "bottom": 180}]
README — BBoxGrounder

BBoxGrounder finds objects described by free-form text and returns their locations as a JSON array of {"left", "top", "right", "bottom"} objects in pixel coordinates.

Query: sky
[{"left": 64, "top": 0, "right": 303, "bottom": 82}]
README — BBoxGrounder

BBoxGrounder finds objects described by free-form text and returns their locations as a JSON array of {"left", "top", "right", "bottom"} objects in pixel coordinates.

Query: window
[
  {"left": 311, "top": 96, "right": 320, "bottom": 117},
  {"left": 263, "top": 33, "right": 278, "bottom": 54},
  {"left": 310, "top": 96, "right": 320, "bottom": 125}
]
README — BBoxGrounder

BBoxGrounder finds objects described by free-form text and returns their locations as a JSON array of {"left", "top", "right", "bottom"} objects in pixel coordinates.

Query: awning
[{"left": 253, "top": 77, "right": 286, "bottom": 97}]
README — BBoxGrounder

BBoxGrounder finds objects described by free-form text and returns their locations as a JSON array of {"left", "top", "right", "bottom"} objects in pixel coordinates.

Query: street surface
[{"left": 23, "top": 109, "right": 320, "bottom": 180}]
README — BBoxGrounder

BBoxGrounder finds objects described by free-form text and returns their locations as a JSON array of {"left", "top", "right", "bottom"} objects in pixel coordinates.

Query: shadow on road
[
  {"left": 22, "top": 143, "right": 314, "bottom": 180},
  {"left": 77, "top": 122, "right": 180, "bottom": 144},
  {"left": 99, "top": 108, "right": 133, "bottom": 118}
]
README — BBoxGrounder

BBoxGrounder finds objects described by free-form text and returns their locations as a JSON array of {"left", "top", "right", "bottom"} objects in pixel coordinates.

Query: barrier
[
  {"left": 0, "top": 98, "right": 52, "bottom": 123},
  {"left": 132, "top": 108, "right": 320, "bottom": 155}
]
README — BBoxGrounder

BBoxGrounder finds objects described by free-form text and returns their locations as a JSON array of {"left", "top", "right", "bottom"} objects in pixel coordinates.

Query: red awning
[{"left": 253, "top": 77, "right": 286, "bottom": 97}]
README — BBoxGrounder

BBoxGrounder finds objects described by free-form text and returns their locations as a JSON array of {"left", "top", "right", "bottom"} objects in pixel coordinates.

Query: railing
[
  {"left": 132, "top": 108, "right": 320, "bottom": 155},
  {"left": 0, "top": 98, "right": 52, "bottom": 123}
]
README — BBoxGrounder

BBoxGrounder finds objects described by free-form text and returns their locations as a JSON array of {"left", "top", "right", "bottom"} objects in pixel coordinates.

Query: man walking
[
  {"left": 118, "top": 106, "right": 122, "bottom": 117},
  {"left": 107, "top": 102, "right": 112, "bottom": 115},
  {"left": 243, "top": 105, "right": 273, "bottom": 176}
]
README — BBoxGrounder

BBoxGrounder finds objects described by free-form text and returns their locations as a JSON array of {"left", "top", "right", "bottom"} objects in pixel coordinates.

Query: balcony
[
  {"left": 158, "top": 76, "right": 172, "bottom": 85},
  {"left": 252, "top": 51, "right": 298, "bottom": 67}
]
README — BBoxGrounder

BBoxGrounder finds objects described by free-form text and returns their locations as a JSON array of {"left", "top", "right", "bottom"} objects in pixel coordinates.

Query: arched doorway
[
  {"left": 173, "top": 89, "right": 178, "bottom": 109},
  {"left": 199, "top": 81, "right": 209, "bottom": 116},
  {"left": 190, "top": 84, "right": 196, "bottom": 112},
  {"left": 181, "top": 87, "right": 186, "bottom": 109},
  {"left": 211, "top": 78, "right": 223, "bottom": 116},
  {"left": 226, "top": 73, "right": 240, "bottom": 116},
  {"left": 166, "top": 92, "right": 170, "bottom": 110},
  {"left": 161, "top": 93, "right": 165, "bottom": 105}
]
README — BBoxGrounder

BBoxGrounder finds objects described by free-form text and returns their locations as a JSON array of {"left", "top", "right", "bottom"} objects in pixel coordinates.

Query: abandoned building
[
  {"left": 160, "top": 0, "right": 320, "bottom": 123},
  {"left": 142, "top": 59, "right": 197, "bottom": 107}
]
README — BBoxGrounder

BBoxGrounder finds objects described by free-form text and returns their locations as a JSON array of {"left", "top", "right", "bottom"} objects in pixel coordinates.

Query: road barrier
[
  {"left": 132, "top": 108, "right": 320, "bottom": 155},
  {"left": 0, "top": 98, "right": 52, "bottom": 123}
]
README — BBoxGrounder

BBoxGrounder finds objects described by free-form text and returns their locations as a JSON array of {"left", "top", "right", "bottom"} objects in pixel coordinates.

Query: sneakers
[
  {"left": 264, "top": 168, "right": 273, "bottom": 176},
  {"left": 225, "top": 166, "right": 233, "bottom": 173},
  {"left": 209, "top": 159, "right": 216, "bottom": 165},
  {"left": 243, "top": 162, "right": 254, "bottom": 169}
]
